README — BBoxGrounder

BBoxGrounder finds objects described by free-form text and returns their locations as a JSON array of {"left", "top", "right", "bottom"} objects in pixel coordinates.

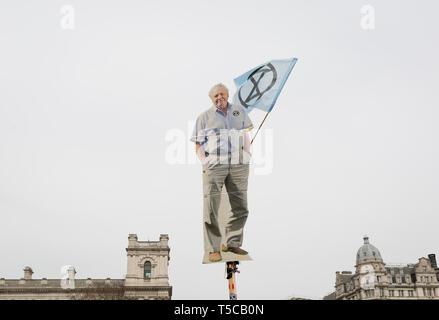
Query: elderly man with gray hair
[{"left": 190, "top": 83, "right": 254, "bottom": 262}]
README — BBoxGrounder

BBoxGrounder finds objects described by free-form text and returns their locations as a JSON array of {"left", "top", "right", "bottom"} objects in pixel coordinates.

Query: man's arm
[{"left": 195, "top": 142, "right": 206, "bottom": 162}]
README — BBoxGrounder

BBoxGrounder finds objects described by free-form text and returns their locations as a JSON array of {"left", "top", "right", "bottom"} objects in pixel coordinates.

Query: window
[
  {"left": 377, "top": 276, "right": 382, "bottom": 283},
  {"left": 144, "top": 261, "right": 152, "bottom": 279},
  {"left": 365, "top": 290, "right": 375, "bottom": 298},
  {"left": 423, "top": 288, "right": 426, "bottom": 296},
  {"left": 406, "top": 276, "right": 411, "bottom": 283},
  {"left": 389, "top": 290, "right": 394, "bottom": 297},
  {"left": 399, "top": 268, "right": 404, "bottom": 275},
  {"left": 402, "top": 276, "right": 406, "bottom": 283},
  {"left": 427, "top": 288, "right": 432, "bottom": 297},
  {"left": 392, "top": 276, "right": 396, "bottom": 283},
  {"left": 411, "top": 274, "right": 416, "bottom": 283},
  {"left": 398, "top": 290, "right": 404, "bottom": 297},
  {"left": 422, "top": 266, "right": 427, "bottom": 272},
  {"left": 380, "top": 288, "right": 384, "bottom": 297},
  {"left": 408, "top": 290, "right": 414, "bottom": 297}
]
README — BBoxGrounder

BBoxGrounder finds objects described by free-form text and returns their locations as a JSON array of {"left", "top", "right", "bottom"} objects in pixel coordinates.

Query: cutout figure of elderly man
[{"left": 191, "top": 83, "right": 254, "bottom": 263}]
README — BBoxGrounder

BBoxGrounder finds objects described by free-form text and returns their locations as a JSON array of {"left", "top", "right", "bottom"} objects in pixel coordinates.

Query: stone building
[
  {"left": 323, "top": 236, "right": 439, "bottom": 300},
  {"left": 0, "top": 234, "right": 172, "bottom": 300}
]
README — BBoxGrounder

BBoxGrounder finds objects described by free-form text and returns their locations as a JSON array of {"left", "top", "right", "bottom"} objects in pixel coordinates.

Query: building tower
[
  {"left": 355, "top": 235, "right": 386, "bottom": 273},
  {"left": 335, "top": 235, "right": 387, "bottom": 299},
  {"left": 354, "top": 235, "right": 387, "bottom": 297},
  {"left": 125, "top": 233, "right": 171, "bottom": 298},
  {"left": 326, "top": 236, "right": 439, "bottom": 300}
]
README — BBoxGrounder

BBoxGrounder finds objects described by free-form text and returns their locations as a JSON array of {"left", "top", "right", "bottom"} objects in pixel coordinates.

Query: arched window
[{"left": 144, "top": 261, "right": 151, "bottom": 279}]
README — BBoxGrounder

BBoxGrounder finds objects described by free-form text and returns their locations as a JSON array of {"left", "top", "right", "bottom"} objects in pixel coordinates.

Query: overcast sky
[{"left": 1, "top": 0, "right": 438, "bottom": 300}]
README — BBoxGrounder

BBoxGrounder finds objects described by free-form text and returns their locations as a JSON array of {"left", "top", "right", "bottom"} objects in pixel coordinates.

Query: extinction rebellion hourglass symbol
[{"left": 238, "top": 63, "right": 278, "bottom": 109}]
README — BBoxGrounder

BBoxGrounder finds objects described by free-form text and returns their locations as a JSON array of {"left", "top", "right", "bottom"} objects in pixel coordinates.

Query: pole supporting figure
[{"left": 226, "top": 261, "right": 239, "bottom": 300}]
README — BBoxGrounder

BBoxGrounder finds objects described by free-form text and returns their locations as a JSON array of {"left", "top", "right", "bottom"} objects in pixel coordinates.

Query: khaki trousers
[{"left": 202, "top": 162, "right": 249, "bottom": 253}]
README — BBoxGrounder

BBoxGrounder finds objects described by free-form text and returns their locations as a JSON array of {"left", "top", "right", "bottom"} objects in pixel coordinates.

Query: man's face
[{"left": 210, "top": 86, "right": 229, "bottom": 109}]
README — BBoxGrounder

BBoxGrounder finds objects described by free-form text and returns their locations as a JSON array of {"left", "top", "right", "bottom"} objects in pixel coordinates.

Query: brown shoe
[
  {"left": 208, "top": 252, "right": 222, "bottom": 262},
  {"left": 221, "top": 244, "right": 248, "bottom": 255}
]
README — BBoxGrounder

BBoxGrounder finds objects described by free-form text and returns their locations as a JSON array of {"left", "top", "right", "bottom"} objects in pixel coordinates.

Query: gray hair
[{"left": 208, "top": 83, "right": 228, "bottom": 97}]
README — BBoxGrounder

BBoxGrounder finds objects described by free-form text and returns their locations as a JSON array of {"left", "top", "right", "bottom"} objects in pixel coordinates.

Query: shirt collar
[{"left": 212, "top": 102, "right": 231, "bottom": 115}]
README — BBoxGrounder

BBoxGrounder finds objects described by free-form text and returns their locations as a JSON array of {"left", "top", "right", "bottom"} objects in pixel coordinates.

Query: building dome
[{"left": 356, "top": 235, "right": 382, "bottom": 264}]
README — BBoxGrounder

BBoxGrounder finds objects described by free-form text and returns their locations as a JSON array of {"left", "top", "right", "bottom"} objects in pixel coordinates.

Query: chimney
[
  {"left": 23, "top": 266, "right": 33, "bottom": 280},
  {"left": 428, "top": 254, "right": 438, "bottom": 269},
  {"left": 60, "top": 266, "right": 76, "bottom": 289},
  {"left": 160, "top": 234, "right": 169, "bottom": 246},
  {"left": 128, "top": 234, "right": 138, "bottom": 247},
  {"left": 363, "top": 235, "right": 369, "bottom": 244},
  {"left": 67, "top": 266, "right": 76, "bottom": 280}
]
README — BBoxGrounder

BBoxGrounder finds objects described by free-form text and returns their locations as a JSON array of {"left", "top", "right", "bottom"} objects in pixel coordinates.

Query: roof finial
[{"left": 363, "top": 235, "right": 369, "bottom": 244}]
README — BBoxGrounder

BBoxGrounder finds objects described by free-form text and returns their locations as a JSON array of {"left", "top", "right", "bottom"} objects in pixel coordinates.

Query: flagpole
[{"left": 251, "top": 111, "right": 270, "bottom": 145}]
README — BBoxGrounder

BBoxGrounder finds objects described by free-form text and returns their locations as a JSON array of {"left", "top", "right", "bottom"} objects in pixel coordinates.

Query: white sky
[{"left": 0, "top": 0, "right": 438, "bottom": 300}]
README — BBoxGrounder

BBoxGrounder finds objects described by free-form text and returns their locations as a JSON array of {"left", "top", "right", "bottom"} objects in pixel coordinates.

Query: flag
[{"left": 232, "top": 58, "right": 297, "bottom": 113}]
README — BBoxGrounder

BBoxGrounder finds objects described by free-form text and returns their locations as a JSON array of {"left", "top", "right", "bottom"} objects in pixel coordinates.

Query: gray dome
[{"left": 356, "top": 236, "right": 382, "bottom": 264}]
